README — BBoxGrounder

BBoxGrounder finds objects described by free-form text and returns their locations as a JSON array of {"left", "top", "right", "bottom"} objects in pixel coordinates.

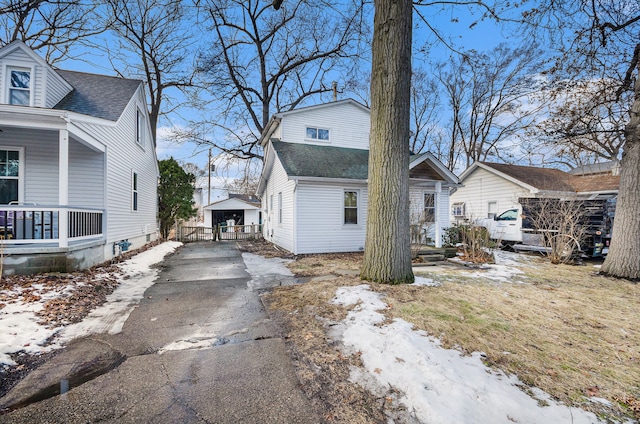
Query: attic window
[
  {"left": 306, "top": 127, "right": 329, "bottom": 141},
  {"left": 8, "top": 68, "right": 31, "bottom": 106}
]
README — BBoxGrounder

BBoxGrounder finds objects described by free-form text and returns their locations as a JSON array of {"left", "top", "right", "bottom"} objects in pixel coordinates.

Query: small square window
[{"left": 451, "top": 202, "right": 465, "bottom": 217}]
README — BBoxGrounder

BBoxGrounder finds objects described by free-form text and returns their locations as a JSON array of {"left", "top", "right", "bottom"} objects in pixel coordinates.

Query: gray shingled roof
[
  {"left": 54, "top": 70, "right": 142, "bottom": 121},
  {"left": 272, "top": 141, "right": 369, "bottom": 179}
]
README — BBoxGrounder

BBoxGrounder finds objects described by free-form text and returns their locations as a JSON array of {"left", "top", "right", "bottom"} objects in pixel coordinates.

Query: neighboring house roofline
[
  {"left": 458, "top": 161, "right": 619, "bottom": 196},
  {"left": 459, "top": 162, "right": 540, "bottom": 193},
  {"left": 204, "top": 197, "right": 261, "bottom": 210}
]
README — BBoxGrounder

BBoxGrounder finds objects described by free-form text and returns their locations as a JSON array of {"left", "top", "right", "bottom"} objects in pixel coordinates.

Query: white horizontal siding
[
  {"left": 45, "top": 69, "right": 72, "bottom": 108},
  {"left": 295, "top": 182, "right": 368, "bottom": 254},
  {"left": 450, "top": 167, "right": 530, "bottom": 222},
  {"left": 73, "top": 88, "right": 157, "bottom": 245},
  {"left": 68, "top": 141, "right": 104, "bottom": 208},
  {"left": 280, "top": 102, "right": 369, "bottom": 150},
  {"left": 261, "top": 156, "right": 295, "bottom": 252}
]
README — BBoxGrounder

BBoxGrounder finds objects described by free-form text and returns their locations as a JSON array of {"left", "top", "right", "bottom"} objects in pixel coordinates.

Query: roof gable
[{"left": 0, "top": 40, "right": 73, "bottom": 108}]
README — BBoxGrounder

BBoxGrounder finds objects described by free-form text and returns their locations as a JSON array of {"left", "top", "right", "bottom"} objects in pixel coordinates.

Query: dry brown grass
[
  {"left": 380, "top": 264, "right": 640, "bottom": 420},
  {"left": 247, "top": 240, "right": 640, "bottom": 422},
  {"left": 263, "top": 277, "right": 391, "bottom": 424}
]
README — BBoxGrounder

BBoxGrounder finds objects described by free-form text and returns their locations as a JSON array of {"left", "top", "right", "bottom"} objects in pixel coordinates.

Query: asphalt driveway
[{"left": 1, "top": 241, "right": 319, "bottom": 423}]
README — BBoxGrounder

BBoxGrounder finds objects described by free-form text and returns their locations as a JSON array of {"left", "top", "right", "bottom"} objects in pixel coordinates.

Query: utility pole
[{"left": 208, "top": 148, "right": 212, "bottom": 205}]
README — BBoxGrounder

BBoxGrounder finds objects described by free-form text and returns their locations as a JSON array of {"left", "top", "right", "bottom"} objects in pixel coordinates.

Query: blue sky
[{"left": 55, "top": 2, "right": 525, "bottom": 181}]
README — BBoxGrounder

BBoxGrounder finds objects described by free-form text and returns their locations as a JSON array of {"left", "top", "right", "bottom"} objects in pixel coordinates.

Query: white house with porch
[
  {"left": 0, "top": 40, "right": 159, "bottom": 274},
  {"left": 256, "top": 99, "right": 459, "bottom": 254}
]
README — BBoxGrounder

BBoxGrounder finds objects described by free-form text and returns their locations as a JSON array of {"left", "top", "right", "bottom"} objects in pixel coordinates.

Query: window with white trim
[
  {"left": 424, "top": 193, "right": 435, "bottom": 223},
  {"left": 305, "top": 126, "right": 330, "bottom": 141},
  {"left": 132, "top": 172, "right": 138, "bottom": 211},
  {"left": 451, "top": 202, "right": 465, "bottom": 217},
  {"left": 344, "top": 190, "right": 358, "bottom": 224},
  {"left": 0, "top": 149, "right": 21, "bottom": 204},
  {"left": 8, "top": 67, "right": 31, "bottom": 106},
  {"left": 278, "top": 192, "right": 282, "bottom": 224}
]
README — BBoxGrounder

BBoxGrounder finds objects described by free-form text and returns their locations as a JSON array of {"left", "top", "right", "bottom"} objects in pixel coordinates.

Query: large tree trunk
[
  {"left": 361, "top": 0, "right": 414, "bottom": 284},
  {"left": 601, "top": 64, "right": 640, "bottom": 280}
]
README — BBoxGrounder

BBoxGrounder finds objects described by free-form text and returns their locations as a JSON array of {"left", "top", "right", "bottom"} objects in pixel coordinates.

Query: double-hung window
[
  {"left": 424, "top": 193, "right": 435, "bottom": 223},
  {"left": 306, "top": 126, "right": 330, "bottom": 141},
  {"left": 344, "top": 190, "right": 358, "bottom": 224},
  {"left": 8, "top": 67, "right": 31, "bottom": 106},
  {"left": 0, "top": 149, "right": 21, "bottom": 204}
]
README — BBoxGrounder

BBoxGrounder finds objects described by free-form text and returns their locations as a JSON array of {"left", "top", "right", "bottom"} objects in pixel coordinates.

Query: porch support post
[
  {"left": 434, "top": 182, "right": 442, "bottom": 248},
  {"left": 59, "top": 129, "right": 69, "bottom": 248}
]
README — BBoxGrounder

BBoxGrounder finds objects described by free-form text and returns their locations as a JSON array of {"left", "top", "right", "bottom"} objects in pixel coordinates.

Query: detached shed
[{"left": 203, "top": 195, "right": 262, "bottom": 229}]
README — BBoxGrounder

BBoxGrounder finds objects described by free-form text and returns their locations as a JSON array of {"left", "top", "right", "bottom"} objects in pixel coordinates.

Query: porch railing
[{"left": 0, "top": 206, "right": 103, "bottom": 247}]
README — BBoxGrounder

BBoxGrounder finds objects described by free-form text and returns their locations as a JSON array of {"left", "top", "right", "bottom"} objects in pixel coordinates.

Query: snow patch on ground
[
  {"left": 412, "top": 276, "right": 440, "bottom": 287},
  {"left": 54, "top": 241, "right": 181, "bottom": 345},
  {"left": 242, "top": 252, "right": 296, "bottom": 290},
  {"left": 0, "top": 241, "right": 181, "bottom": 366},
  {"left": 332, "top": 284, "right": 603, "bottom": 424}
]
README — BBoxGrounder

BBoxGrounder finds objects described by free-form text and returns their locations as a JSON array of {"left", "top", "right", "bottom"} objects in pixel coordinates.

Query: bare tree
[
  {"left": 182, "top": 0, "right": 368, "bottom": 161},
  {"left": 521, "top": 198, "right": 589, "bottom": 265},
  {"left": 98, "top": 0, "right": 197, "bottom": 142},
  {"left": 525, "top": 78, "right": 628, "bottom": 169},
  {"left": 410, "top": 68, "right": 441, "bottom": 155},
  {"left": 437, "top": 44, "right": 545, "bottom": 169},
  {"left": 0, "top": 0, "right": 101, "bottom": 63},
  {"left": 523, "top": 1, "right": 640, "bottom": 279}
]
